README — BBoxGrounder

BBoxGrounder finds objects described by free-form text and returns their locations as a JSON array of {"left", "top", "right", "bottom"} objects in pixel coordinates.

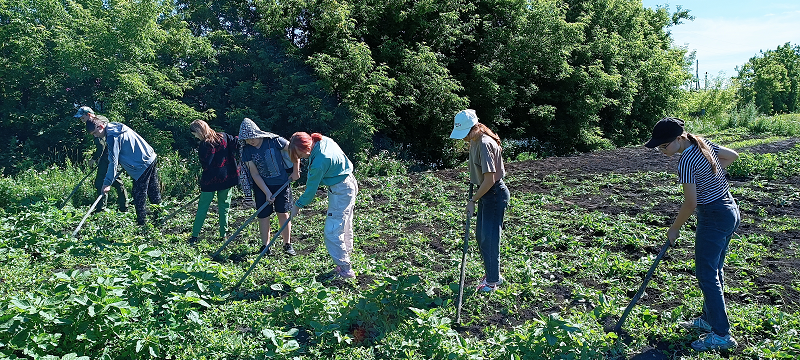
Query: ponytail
[
  {"left": 686, "top": 133, "right": 718, "bottom": 174},
  {"left": 288, "top": 132, "right": 324, "bottom": 162},
  {"left": 466, "top": 123, "right": 502, "bottom": 149}
]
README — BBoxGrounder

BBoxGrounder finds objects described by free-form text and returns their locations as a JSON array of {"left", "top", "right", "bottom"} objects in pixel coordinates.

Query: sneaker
[
  {"left": 283, "top": 243, "right": 297, "bottom": 256},
  {"left": 679, "top": 317, "right": 712, "bottom": 333},
  {"left": 476, "top": 275, "right": 504, "bottom": 292},
  {"left": 258, "top": 245, "right": 272, "bottom": 256},
  {"left": 691, "top": 333, "right": 737, "bottom": 351},
  {"left": 332, "top": 265, "right": 356, "bottom": 279},
  {"left": 187, "top": 236, "right": 198, "bottom": 245}
]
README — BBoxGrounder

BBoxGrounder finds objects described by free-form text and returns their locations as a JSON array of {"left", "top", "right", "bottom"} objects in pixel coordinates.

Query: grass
[{"left": 1, "top": 125, "right": 800, "bottom": 358}]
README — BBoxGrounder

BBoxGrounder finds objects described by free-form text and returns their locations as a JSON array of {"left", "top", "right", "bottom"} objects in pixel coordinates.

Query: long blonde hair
[
  {"left": 466, "top": 123, "right": 502, "bottom": 149},
  {"left": 683, "top": 132, "right": 718, "bottom": 174},
  {"left": 190, "top": 119, "right": 222, "bottom": 145}
]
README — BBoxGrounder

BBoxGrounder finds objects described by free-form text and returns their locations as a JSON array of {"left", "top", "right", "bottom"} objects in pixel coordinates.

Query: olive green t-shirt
[{"left": 468, "top": 134, "right": 505, "bottom": 185}]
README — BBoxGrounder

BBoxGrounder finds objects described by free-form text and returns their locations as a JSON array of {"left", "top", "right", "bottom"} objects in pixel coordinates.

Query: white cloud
[{"left": 669, "top": 11, "right": 800, "bottom": 76}]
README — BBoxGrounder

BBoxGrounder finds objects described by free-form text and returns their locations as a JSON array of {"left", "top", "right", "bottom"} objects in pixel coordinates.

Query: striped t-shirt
[{"left": 677, "top": 139, "right": 730, "bottom": 204}]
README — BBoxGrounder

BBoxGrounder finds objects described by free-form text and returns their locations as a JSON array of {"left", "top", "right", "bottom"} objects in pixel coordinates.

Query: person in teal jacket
[
  {"left": 288, "top": 132, "right": 358, "bottom": 279},
  {"left": 86, "top": 119, "right": 161, "bottom": 225}
]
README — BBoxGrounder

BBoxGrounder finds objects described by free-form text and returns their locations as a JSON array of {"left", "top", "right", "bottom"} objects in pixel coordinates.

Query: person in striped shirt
[{"left": 645, "top": 117, "right": 741, "bottom": 352}]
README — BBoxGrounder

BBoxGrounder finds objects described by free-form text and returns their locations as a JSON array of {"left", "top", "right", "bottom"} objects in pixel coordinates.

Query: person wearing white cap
[{"left": 450, "top": 109, "right": 509, "bottom": 292}]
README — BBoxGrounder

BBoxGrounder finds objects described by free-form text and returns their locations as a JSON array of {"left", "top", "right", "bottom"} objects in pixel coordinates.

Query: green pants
[{"left": 192, "top": 188, "right": 232, "bottom": 238}]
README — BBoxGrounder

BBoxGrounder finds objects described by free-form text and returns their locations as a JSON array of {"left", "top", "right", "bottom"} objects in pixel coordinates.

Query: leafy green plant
[
  {"left": 355, "top": 150, "right": 409, "bottom": 177},
  {"left": 727, "top": 145, "right": 800, "bottom": 179}
]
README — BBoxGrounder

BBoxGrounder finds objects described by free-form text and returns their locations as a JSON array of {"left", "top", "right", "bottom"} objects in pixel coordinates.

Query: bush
[
  {"left": 727, "top": 145, "right": 800, "bottom": 180},
  {"left": 355, "top": 150, "right": 409, "bottom": 177},
  {"left": 677, "top": 75, "right": 739, "bottom": 119},
  {"left": 727, "top": 101, "right": 760, "bottom": 129}
]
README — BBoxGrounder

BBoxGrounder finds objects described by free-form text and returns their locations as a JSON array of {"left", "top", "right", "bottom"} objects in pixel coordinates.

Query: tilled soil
[{"left": 435, "top": 138, "right": 800, "bottom": 358}]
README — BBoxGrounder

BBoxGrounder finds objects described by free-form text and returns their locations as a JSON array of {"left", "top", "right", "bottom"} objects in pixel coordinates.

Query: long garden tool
[
  {"left": 159, "top": 193, "right": 201, "bottom": 226},
  {"left": 71, "top": 173, "right": 122, "bottom": 237},
  {"left": 233, "top": 213, "right": 293, "bottom": 289},
  {"left": 456, "top": 183, "right": 474, "bottom": 324},
  {"left": 212, "top": 180, "right": 291, "bottom": 259},
  {"left": 71, "top": 194, "right": 105, "bottom": 237},
  {"left": 58, "top": 165, "right": 96, "bottom": 210},
  {"left": 612, "top": 238, "right": 671, "bottom": 333}
]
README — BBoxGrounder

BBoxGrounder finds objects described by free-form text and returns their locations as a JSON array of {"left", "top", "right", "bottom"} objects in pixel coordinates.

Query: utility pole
[
  {"left": 696, "top": 60, "right": 700, "bottom": 90},
  {"left": 705, "top": 72, "right": 708, "bottom": 90}
]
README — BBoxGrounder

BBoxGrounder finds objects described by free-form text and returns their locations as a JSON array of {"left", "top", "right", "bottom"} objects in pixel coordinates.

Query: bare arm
[
  {"left": 290, "top": 158, "right": 301, "bottom": 181},
  {"left": 247, "top": 161, "right": 273, "bottom": 201},
  {"left": 717, "top": 145, "right": 738, "bottom": 169},
  {"left": 466, "top": 171, "right": 501, "bottom": 214},
  {"left": 668, "top": 183, "right": 697, "bottom": 245},
  {"left": 472, "top": 171, "right": 501, "bottom": 202}
]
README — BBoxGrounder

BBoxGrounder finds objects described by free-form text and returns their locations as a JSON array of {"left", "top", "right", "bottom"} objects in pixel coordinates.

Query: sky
[{"left": 641, "top": 1, "right": 800, "bottom": 79}]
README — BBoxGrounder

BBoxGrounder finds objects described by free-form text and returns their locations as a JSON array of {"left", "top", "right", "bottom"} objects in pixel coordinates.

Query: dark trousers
[
  {"left": 476, "top": 179, "right": 510, "bottom": 284},
  {"left": 132, "top": 162, "right": 162, "bottom": 225},
  {"left": 95, "top": 159, "right": 127, "bottom": 211}
]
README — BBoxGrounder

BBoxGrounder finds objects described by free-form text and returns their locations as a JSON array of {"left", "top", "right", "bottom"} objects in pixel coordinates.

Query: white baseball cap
[{"left": 449, "top": 109, "right": 478, "bottom": 139}]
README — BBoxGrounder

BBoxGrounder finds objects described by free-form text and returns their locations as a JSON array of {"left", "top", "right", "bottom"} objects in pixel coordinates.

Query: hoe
[
  {"left": 212, "top": 180, "right": 291, "bottom": 260},
  {"left": 609, "top": 238, "right": 671, "bottom": 333},
  {"left": 455, "top": 183, "right": 474, "bottom": 324},
  {"left": 58, "top": 165, "right": 96, "bottom": 210}
]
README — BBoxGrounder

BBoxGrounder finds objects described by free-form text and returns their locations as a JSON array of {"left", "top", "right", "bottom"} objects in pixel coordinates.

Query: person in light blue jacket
[
  {"left": 86, "top": 119, "right": 162, "bottom": 225},
  {"left": 288, "top": 132, "right": 358, "bottom": 279}
]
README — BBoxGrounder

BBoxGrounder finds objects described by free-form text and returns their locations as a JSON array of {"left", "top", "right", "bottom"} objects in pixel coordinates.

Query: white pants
[{"left": 325, "top": 174, "right": 358, "bottom": 271}]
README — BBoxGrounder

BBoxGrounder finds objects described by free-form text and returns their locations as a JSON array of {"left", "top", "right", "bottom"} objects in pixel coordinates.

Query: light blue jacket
[
  {"left": 103, "top": 123, "right": 157, "bottom": 186},
  {"left": 295, "top": 136, "right": 352, "bottom": 208}
]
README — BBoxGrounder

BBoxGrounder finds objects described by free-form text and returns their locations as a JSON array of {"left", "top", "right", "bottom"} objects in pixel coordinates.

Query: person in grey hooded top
[{"left": 86, "top": 119, "right": 162, "bottom": 225}]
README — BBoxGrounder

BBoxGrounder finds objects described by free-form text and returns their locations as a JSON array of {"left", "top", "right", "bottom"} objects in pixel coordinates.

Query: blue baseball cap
[{"left": 74, "top": 106, "right": 95, "bottom": 118}]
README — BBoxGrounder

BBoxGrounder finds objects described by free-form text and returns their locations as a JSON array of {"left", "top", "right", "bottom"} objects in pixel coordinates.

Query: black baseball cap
[{"left": 644, "top": 117, "right": 685, "bottom": 148}]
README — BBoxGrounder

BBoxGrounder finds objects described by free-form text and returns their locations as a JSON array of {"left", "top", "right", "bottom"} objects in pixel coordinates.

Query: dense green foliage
[
  {"left": 1, "top": 0, "right": 693, "bottom": 173},
  {"left": 0, "top": 0, "right": 213, "bottom": 174},
  {"left": 677, "top": 75, "right": 739, "bottom": 119},
  {"left": 737, "top": 43, "right": 800, "bottom": 115}
]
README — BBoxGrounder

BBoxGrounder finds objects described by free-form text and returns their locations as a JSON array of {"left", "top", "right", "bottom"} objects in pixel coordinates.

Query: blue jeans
[
  {"left": 695, "top": 192, "right": 740, "bottom": 336},
  {"left": 476, "top": 179, "right": 510, "bottom": 284}
]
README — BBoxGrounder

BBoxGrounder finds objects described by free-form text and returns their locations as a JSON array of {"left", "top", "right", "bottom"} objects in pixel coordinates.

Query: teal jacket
[
  {"left": 295, "top": 136, "right": 352, "bottom": 208},
  {"left": 103, "top": 123, "right": 157, "bottom": 186}
]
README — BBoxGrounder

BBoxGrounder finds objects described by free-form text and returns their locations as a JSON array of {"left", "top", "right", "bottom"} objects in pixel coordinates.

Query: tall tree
[
  {"left": 0, "top": 0, "right": 212, "bottom": 174},
  {"left": 737, "top": 43, "right": 800, "bottom": 115}
]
